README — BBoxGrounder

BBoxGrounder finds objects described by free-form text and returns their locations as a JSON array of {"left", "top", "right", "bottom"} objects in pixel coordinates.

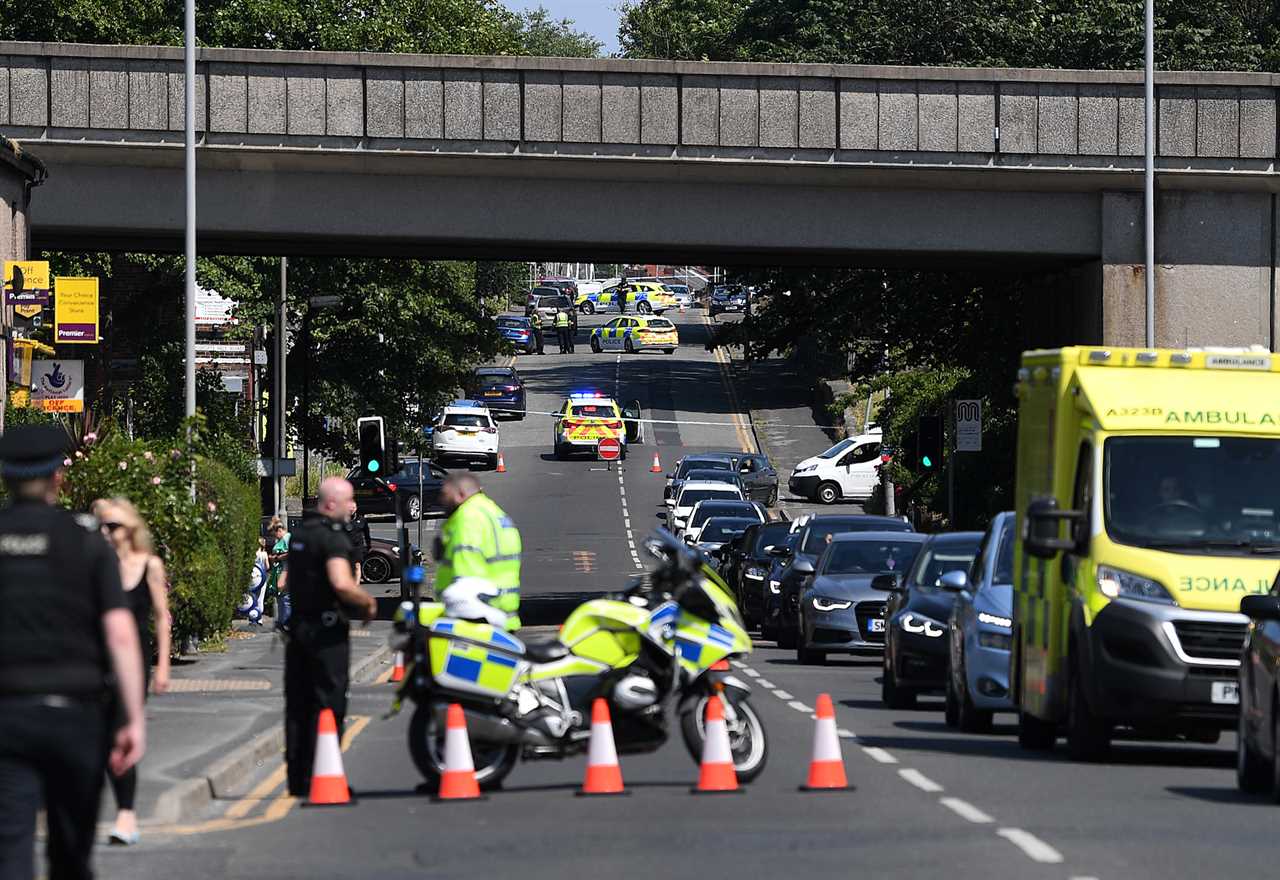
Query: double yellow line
[
  {"left": 150, "top": 716, "right": 372, "bottom": 837},
  {"left": 704, "top": 315, "right": 758, "bottom": 455}
]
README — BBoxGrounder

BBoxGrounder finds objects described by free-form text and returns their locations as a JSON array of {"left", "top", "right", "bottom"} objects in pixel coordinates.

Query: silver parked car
[{"left": 941, "top": 511, "right": 1017, "bottom": 731}]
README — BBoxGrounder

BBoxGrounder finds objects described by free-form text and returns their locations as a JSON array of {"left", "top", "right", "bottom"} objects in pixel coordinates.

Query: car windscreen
[
  {"left": 442, "top": 414, "right": 489, "bottom": 428},
  {"left": 678, "top": 458, "right": 732, "bottom": 477},
  {"left": 685, "top": 470, "right": 738, "bottom": 485},
  {"left": 475, "top": 368, "right": 515, "bottom": 379},
  {"left": 540, "top": 296, "right": 572, "bottom": 309},
  {"left": 691, "top": 502, "right": 755, "bottom": 526},
  {"left": 679, "top": 488, "right": 740, "bottom": 508},
  {"left": 752, "top": 522, "right": 793, "bottom": 555},
  {"left": 571, "top": 404, "right": 616, "bottom": 418},
  {"left": 701, "top": 518, "right": 758, "bottom": 543},
  {"left": 909, "top": 541, "right": 981, "bottom": 587},
  {"left": 1105, "top": 436, "right": 1280, "bottom": 553},
  {"left": 494, "top": 319, "right": 524, "bottom": 329},
  {"left": 643, "top": 319, "right": 675, "bottom": 330},
  {"left": 802, "top": 520, "right": 894, "bottom": 554},
  {"left": 822, "top": 540, "right": 924, "bottom": 575},
  {"left": 817, "top": 438, "right": 856, "bottom": 460}
]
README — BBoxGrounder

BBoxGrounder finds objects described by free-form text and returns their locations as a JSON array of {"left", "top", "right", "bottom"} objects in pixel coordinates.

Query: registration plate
[
  {"left": 1211, "top": 681, "right": 1240, "bottom": 705},
  {"left": 868, "top": 619, "right": 886, "bottom": 634},
  {"left": 484, "top": 391, "right": 502, "bottom": 396}
]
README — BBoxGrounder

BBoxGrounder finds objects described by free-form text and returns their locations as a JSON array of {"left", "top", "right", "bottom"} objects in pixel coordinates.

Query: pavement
[{"left": 78, "top": 307, "right": 1278, "bottom": 880}]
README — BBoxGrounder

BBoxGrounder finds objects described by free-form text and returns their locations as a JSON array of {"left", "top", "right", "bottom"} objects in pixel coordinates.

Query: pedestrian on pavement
[
  {"left": 283, "top": 477, "right": 376, "bottom": 797},
  {"left": 554, "top": 309, "right": 571, "bottom": 354},
  {"left": 434, "top": 473, "right": 522, "bottom": 632},
  {"left": 530, "top": 311, "right": 545, "bottom": 355},
  {"left": 0, "top": 425, "right": 147, "bottom": 880},
  {"left": 92, "top": 497, "right": 171, "bottom": 847},
  {"left": 345, "top": 501, "right": 370, "bottom": 585},
  {"left": 267, "top": 516, "right": 291, "bottom": 627}
]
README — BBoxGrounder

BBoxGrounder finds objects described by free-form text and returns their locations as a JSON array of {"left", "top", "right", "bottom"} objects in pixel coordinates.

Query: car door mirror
[
  {"left": 792, "top": 559, "right": 815, "bottom": 574},
  {"left": 768, "top": 545, "right": 792, "bottom": 558},
  {"left": 1241, "top": 594, "right": 1280, "bottom": 620},
  {"left": 938, "top": 570, "right": 969, "bottom": 592},
  {"left": 871, "top": 573, "right": 902, "bottom": 592},
  {"left": 1024, "top": 496, "right": 1084, "bottom": 559}
]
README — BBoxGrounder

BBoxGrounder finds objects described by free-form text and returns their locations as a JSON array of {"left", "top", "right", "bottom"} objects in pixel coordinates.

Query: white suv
[
  {"left": 433, "top": 402, "right": 500, "bottom": 469},
  {"left": 670, "top": 481, "right": 744, "bottom": 535}
]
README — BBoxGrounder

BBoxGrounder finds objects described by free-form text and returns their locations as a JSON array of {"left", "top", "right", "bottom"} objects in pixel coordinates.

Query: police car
[
  {"left": 589, "top": 316, "right": 679, "bottom": 354},
  {"left": 577, "top": 281, "right": 677, "bottom": 315},
  {"left": 432, "top": 401, "right": 501, "bottom": 469},
  {"left": 552, "top": 392, "right": 627, "bottom": 460}
]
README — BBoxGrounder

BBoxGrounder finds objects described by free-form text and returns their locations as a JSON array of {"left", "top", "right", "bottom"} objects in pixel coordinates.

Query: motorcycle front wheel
[
  {"left": 408, "top": 702, "right": 520, "bottom": 791},
  {"left": 679, "top": 695, "right": 768, "bottom": 783}
]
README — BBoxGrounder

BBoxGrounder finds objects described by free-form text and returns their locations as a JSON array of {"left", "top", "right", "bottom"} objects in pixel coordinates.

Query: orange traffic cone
[
  {"left": 390, "top": 651, "right": 405, "bottom": 683},
  {"left": 578, "top": 699, "right": 628, "bottom": 797},
  {"left": 691, "top": 695, "right": 742, "bottom": 794},
  {"left": 650, "top": 452, "right": 662, "bottom": 473},
  {"left": 800, "top": 693, "right": 852, "bottom": 792},
  {"left": 306, "top": 708, "right": 353, "bottom": 806},
  {"left": 496, "top": 453, "right": 507, "bottom": 474},
  {"left": 435, "top": 703, "right": 483, "bottom": 801}
]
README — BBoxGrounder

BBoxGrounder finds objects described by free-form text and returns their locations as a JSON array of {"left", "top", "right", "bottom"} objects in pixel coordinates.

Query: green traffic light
[
  {"left": 922, "top": 456, "right": 933, "bottom": 468},
  {"left": 368, "top": 459, "right": 380, "bottom": 473}
]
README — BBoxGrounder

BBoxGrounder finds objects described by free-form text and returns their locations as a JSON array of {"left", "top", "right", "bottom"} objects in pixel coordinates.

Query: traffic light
[
  {"left": 918, "top": 413, "right": 943, "bottom": 471},
  {"left": 357, "top": 416, "right": 386, "bottom": 476}
]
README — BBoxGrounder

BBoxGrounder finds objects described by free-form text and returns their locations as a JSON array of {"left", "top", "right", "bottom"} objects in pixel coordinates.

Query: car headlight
[
  {"left": 901, "top": 612, "right": 945, "bottom": 638},
  {"left": 977, "top": 611, "right": 1012, "bottom": 629},
  {"left": 793, "top": 464, "right": 816, "bottom": 475},
  {"left": 1096, "top": 565, "right": 1175, "bottom": 605},
  {"left": 745, "top": 566, "right": 766, "bottom": 580},
  {"left": 768, "top": 579, "right": 782, "bottom": 594},
  {"left": 978, "top": 631, "right": 1013, "bottom": 650},
  {"left": 812, "top": 596, "right": 853, "bottom": 612}
]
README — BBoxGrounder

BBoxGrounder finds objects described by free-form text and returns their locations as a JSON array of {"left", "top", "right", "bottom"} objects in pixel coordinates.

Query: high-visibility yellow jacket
[
  {"left": 434, "top": 493, "right": 522, "bottom": 631},
  {"left": 554, "top": 310, "right": 570, "bottom": 328}
]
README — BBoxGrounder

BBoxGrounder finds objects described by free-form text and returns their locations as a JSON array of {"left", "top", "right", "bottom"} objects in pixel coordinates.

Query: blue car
[
  {"left": 942, "top": 511, "right": 1016, "bottom": 732},
  {"left": 465, "top": 366, "right": 526, "bottom": 420},
  {"left": 495, "top": 315, "right": 536, "bottom": 354}
]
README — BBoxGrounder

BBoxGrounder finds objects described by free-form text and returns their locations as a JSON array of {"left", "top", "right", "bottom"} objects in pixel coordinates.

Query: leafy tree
[{"left": 510, "top": 7, "right": 604, "bottom": 57}]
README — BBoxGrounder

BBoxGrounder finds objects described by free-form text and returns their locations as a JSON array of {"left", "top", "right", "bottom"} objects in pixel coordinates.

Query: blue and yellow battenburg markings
[{"left": 428, "top": 618, "right": 525, "bottom": 696}]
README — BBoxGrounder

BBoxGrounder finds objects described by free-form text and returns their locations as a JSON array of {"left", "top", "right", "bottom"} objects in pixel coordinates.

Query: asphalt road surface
[{"left": 97, "top": 311, "right": 1274, "bottom": 879}]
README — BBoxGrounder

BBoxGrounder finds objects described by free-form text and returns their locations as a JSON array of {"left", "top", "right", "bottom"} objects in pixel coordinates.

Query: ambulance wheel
[
  {"left": 1066, "top": 656, "right": 1111, "bottom": 761},
  {"left": 816, "top": 481, "right": 841, "bottom": 505},
  {"left": 591, "top": 337, "right": 602, "bottom": 353},
  {"left": 409, "top": 703, "right": 519, "bottom": 792},
  {"left": 580, "top": 302, "right": 595, "bottom": 314}
]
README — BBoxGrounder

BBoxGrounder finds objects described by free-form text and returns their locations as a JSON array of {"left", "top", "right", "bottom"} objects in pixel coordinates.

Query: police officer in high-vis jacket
[
  {"left": 434, "top": 473, "right": 522, "bottom": 631},
  {"left": 283, "top": 477, "right": 377, "bottom": 796},
  {"left": 0, "top": 425, "right": 147, "bottom": 880},
  {"left": 554, "top": 309, "right": 571, "bottom": 354}
]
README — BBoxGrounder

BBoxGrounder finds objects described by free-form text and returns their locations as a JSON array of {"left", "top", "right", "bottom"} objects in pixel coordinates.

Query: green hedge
[{"left": 59, "top": 420, "right": 259, "bottom": 649}]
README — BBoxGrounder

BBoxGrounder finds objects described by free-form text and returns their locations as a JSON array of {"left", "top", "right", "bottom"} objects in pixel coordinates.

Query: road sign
[
  {"left": 955, "top": 399, "right": 982, "bottom": 452},
  {"left": 597, "top": 437, "right": 621, "bottom": 461}
]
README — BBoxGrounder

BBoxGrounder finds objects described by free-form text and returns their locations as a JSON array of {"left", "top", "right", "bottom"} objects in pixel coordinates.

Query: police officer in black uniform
[
  {"left": 345, "top": 501, "right": 371, "bottom": 586},
  {"left": 284, "top": 476, "right": 376, "bottom": 796},
  {"left": 0, "top": 425, "right": 147, "bottom": 880}
]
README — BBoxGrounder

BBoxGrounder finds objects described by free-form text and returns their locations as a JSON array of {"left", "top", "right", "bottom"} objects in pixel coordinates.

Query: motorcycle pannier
[{"left": 426, "top": 619, "right": 526, "bottom": 698}]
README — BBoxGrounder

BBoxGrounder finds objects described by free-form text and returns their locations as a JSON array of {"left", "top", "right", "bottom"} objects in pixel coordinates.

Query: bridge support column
[{"left": 1098, "top": 191, "right": 1277, "bottom": 350}]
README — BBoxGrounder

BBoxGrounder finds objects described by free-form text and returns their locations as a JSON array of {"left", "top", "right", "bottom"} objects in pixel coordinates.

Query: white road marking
[
  {"left": 772, "top": 689, "right": 793, "bottom": 700},
  {"left": 996, "top": 829, "right": 1064, "bottom": 864},
  {"left": 787, "top": 700, "right": 813, "bottom": 714},
  {"left": 756, "top": 679, "right": 775, "bottom": 689},
  {"left": 939, "top": 797, "right": 994, "bottom": 824},
  {"left": 730, "top": 660, "right": 747, "bottom": 669},
  {"left": 898, "top": 769, "right": 944, "bottom": 793},
  {"left": 862, "top": 747, "right": 898, "bottom": 764},
  {"left": 741, "top": 668, "right": 760, "bottom": 678},
  {"left": 837, "top": 728, "right": 855, "bottom": 739}
]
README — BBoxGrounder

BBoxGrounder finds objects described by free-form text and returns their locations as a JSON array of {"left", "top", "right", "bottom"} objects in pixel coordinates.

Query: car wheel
[
  {"left": 664, "top": 348, "right": 675, "bottom": 355},
  {"left": 766, "top": 487, "right": 778, "bottom": 507},
  {"left": 956, "top": 657, "right": 993, "bottom": 733},
  {"left": 581, "top": 302, "right": 595, "bottom": 315},
  {"left": 402, "top": 494, "right": 422, "bottom": 521},
  {"left": 1066, "top": 653, "right": 1111, "bottom": 761},
  {"left": 487, "top": 454, "right": 499, "bottom": 471},
  {"left": 590, "top": 337, "right": 602, "bottom": 353},
  {"left": 944, "top": 664, "right": 961, "bottom": 728},
  {"left": 624, "top": 337, "right": 635, "bottom": 354},
  {"left": 775, "top": 616, "right": 798, "bottom": 649},
  {"left": 637, "top": 301, "right": 652, "bottom": 315},
  {"left": 796, "top": 643, "right": 826, "bottom": 666},
  {"left": 881, "top": 656, "right": 917, "bottom": 710},
  {"left": 816, "top": 481, "right": 841, "bottom": 505},
  {"left": 1237, "top": 706, "right": 1271, "bottom": 794},
  {"left": 554, "top": 444, "right": 567, "bottom": 461},
  {"left": 1017, "top": 711, "right": 1057, "bottom": 750},
  {"left": 1270, "top": 704, "right": 1280, "bottom": 803},
  {"left": 361, "top": 553, "right": 392, "bottom": 585}
]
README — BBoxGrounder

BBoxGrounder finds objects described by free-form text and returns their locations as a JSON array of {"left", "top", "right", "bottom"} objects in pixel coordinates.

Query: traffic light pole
[{"left": 947, "top": 399, "right": 956, "bottom": 527}]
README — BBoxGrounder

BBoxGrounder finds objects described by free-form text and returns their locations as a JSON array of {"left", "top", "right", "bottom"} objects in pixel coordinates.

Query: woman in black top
[{"left": 93, "top": 497, "right": 171, "bottom": 846}]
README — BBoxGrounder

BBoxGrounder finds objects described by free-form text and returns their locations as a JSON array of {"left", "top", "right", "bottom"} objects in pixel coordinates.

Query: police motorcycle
[{"left": 389, "top": 529, "right": 767, "bottom": 790}]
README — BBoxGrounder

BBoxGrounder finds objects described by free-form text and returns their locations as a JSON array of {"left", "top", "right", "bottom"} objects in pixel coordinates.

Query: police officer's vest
[
  {"left": 555, "top": 311, "right": 570, "bottom": 328},
  {"left": 287, "top": 514, "right": 354, "bottom": 621},
  {"left": 0, "top": 502, "right": 114, "bottom": 695},
  {"left": 435, "top": 493, "right": 522, "bottom": 630},
  {"left": 530, "top": 312, "right": 543, "bottom": 328}
]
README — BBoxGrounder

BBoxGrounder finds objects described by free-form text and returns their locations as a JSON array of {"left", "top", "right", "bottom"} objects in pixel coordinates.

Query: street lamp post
[
  {"left": 184, "top": 0, "right": 197, "bottom": 417},
  {"left": 1144, "top": 0, "right": 1156, "bottom": 348}
]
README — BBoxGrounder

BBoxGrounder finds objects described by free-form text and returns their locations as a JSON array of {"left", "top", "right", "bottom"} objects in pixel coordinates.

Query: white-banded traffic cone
[
  {"left": 578, "top": 698, "right": 628, "bottom": 796},
  {"left": 650, "top": 452, "right": 662, "bottom": 473},
  {"left": 800, "top": 693, "right": 852, "bottom": 791},
  {"left": 691, "top": 695, "right": 741, "bottom": 794},
  {"left": 435, "top": 703, "right": 483, "bottom": 801},
  {"left": 496, "top": 453, "right": 507, "bottom": 474},
  {"left": 390, "top": 651, "right": 405, "bottom": 684},
  {"left": 306, "top": 708, "right": 353, "bottom": 806}
]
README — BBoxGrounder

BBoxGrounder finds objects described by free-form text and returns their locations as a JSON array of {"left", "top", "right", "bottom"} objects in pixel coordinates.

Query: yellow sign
[
  {"left": 54, "top": 277, "right": 100, "bottom": 344},
  {"left": 14, "top": 304, "right": 41, "bottom": 319},
  {"left": 40, "top": 399, "right": 84, "bottom": 413},
  {"left": 3, "top": 260, "right": 50, "bottom": 293}
]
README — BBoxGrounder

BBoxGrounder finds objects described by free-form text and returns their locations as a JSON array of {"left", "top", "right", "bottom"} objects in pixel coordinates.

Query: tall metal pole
[
  {"left": 1144, "top": 0, "right": 1156, "bottom": 348},
  {"left": 183, "top": 0, "right": 197, "bottom": 417},
  {"left": 275, "top": 258, "right": 287, "bottom": 515}
]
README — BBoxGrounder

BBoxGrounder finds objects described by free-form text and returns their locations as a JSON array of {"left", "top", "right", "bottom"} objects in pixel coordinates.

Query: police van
[{"left": 787, "top": 430, "right": 884, "bottom": 504}]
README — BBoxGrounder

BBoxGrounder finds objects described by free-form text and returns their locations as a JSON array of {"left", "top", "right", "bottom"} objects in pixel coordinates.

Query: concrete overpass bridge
[{"left": 2, "top": 42, "right": 1279, "bottom": 347}]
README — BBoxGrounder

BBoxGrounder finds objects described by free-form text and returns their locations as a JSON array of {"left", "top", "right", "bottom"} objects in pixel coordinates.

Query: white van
[{"left": 786, "top": 430, "right": 883, "bottom": 504}]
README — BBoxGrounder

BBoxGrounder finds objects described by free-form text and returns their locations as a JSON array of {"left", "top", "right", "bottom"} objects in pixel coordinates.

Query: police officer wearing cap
[
  {"left": 284, "top": 476, "right": 376, "bottom": 796},
  {"left": 0, "top": 425, "right": 147, "bottom": 880}
]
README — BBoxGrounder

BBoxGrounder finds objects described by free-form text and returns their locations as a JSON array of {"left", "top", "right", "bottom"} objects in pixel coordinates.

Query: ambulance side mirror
[{"left": 1024, "top": 497, "right": 1083, "bottom": 559}]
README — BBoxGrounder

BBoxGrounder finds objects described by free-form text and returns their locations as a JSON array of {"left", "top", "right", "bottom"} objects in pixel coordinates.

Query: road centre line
[
  {"left": 755, "top": 679, "right": 775, "bottom": 689},
  {"left": 837, "top": 728, "right": 855, "bottom": 738},
  {"left": 787, "top": 700, "right": 813, "bottom": 714},
  {"left": 939, "top": 797, "right": 994, "bottom": 824},
  {"left": 898, "top": 768, "right": 944, "bottom": 793},
  {"left": 741, "top": 668, "right": 759, "bottom": 677},
  {"left": 996, "top": 829, "right": 1065, "bottom": 864},
  {"left": 771, "top": 689, "right": 794, "bottom": 700},
  {"left": 862, "top": 747, "right": 898, "bottom": 764}
]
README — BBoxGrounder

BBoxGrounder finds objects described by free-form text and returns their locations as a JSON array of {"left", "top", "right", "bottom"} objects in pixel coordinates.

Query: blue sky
[{"left": 508, "top": 1, "right": 622, "bottom": 55}]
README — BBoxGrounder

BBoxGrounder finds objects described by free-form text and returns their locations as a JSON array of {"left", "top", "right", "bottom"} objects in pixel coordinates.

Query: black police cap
[{"left": 0, "top": 424, "right": 69, "bottom": 479}]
